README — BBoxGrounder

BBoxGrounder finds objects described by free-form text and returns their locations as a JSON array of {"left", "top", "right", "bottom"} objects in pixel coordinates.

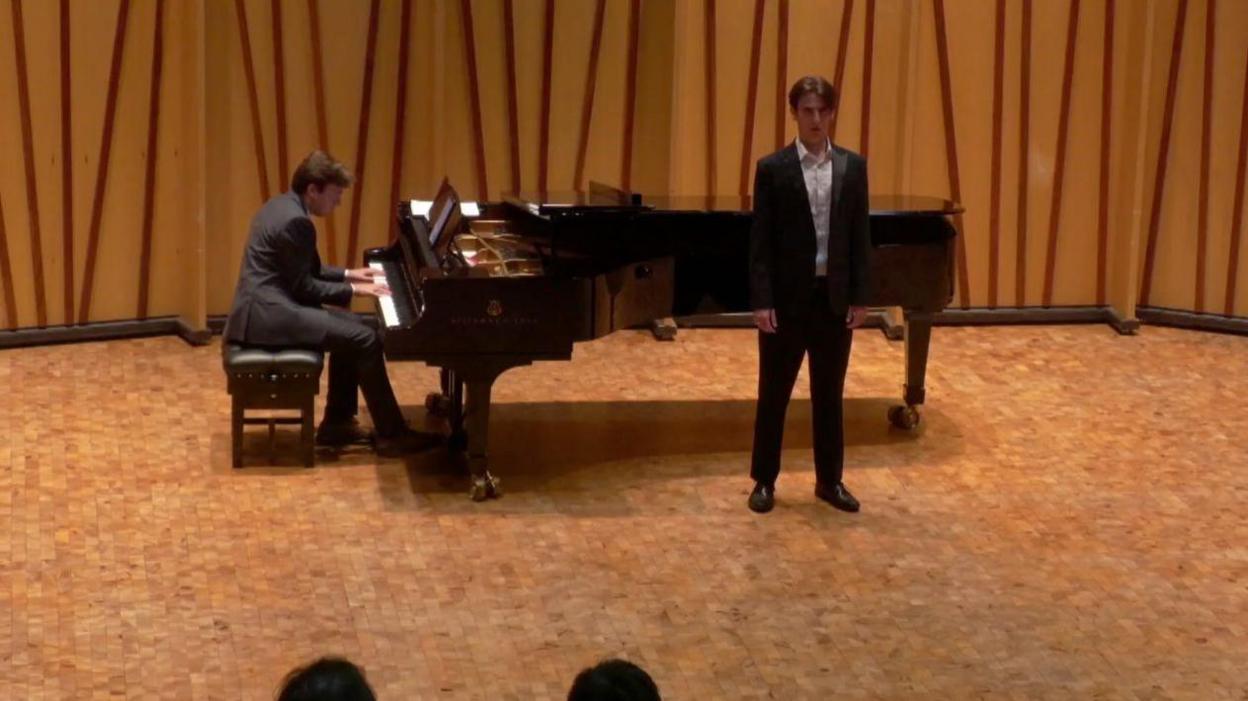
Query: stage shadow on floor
[{"left": 370, "top": 395, "right": 964, "bottom": 507}]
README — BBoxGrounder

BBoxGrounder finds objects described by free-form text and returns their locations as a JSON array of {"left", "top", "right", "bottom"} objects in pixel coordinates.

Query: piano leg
[
  {"left": 464, "top": 379, "right": 501, "bottom": 501},
  {"left": 890, "top": 310, "right": 932, "bottom": 430}
]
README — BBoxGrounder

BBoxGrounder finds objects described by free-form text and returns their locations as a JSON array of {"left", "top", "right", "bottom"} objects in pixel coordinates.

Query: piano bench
[{"left": 223, "top": 344, "right": 324, "bottom": 468}]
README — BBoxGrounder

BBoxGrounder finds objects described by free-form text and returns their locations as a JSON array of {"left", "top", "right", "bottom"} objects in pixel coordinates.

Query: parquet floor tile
[{"left": 0, "top": 325, "right": 1245, "bottom": 699}]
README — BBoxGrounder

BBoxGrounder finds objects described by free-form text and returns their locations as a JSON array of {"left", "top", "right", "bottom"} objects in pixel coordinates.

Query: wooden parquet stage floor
[{"left": 1, "top": 326, "right": 1245, "bottom": 700}]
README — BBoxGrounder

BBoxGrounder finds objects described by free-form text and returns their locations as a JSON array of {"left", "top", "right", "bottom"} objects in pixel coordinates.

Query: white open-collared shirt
[{"left": 796, "top": 138, "right": 833, "bottom": 277}]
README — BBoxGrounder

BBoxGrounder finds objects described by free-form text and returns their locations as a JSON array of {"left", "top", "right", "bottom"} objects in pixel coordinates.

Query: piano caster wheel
[
  {"left": 469, "top": 473, "right": 501, "bottom": 501},
  {"left": 448, "top": 431, "right": 468, "bottom": 452},
  {"left": 888, "top": 405, "right": 920, "bottom": 430},
  {"left": 425, "top": 393, "right": 451, "bottom": 417}
]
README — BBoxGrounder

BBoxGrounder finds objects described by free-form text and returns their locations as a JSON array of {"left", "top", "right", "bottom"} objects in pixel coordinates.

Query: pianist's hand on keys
[{"left": 367, "top": 261, "right": 400, "bottom": 328}]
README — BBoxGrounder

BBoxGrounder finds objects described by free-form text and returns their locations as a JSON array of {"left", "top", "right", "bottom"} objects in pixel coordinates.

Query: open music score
[{"left": 408, "top": 200, "right": 481, "bottom": 218}]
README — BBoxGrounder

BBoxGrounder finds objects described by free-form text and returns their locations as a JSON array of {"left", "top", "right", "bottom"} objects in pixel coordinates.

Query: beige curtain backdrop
[{"left": 0, "top": 0, "right": 1244, "bottom": 333}]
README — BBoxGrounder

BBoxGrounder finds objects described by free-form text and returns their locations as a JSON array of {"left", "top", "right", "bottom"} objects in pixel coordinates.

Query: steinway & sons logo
[{"left": 448, "top": 298, "right": 538, "bottom": 327}]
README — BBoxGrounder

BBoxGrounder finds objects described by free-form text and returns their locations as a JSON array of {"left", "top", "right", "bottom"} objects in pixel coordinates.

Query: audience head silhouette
[
  {"left": 277, "top": 657, "right": 376, "bottom": 701},
  {"left": 567, "top": 659, "right": 661, "bottom": 701}
]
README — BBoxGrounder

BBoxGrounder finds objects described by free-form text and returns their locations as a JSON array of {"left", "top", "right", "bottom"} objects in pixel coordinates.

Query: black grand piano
[{"left": 365, "top": 182, "right": 960, "bottom": 500}]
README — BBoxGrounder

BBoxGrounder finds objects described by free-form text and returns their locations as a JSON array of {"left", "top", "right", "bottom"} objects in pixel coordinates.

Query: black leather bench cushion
[{"left": 224, "top": 344, "right": 324, "bottom": 375}]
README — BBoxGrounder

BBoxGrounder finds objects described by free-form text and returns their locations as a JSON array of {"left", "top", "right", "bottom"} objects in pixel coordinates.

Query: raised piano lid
[
  {"left": 505, "top": 186, "right": 652, "bottom": 217},
  {"left": 646, "top": 194, "right": 964, "bottom": 216},
  {"left": 506, "top": 190, "right": 962, "bottom": 217}
]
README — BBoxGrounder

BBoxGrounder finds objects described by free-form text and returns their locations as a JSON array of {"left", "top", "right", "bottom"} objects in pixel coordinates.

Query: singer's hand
[{"left": 753, "top": 308, "right": 778, "bottom": 334}]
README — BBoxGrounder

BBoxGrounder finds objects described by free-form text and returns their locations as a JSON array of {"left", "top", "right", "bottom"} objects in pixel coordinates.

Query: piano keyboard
[{"left": 369, "top": 261, "right": 400, "bottom": 327}]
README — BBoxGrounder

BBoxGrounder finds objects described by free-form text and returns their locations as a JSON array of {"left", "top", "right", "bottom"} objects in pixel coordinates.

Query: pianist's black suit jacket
[
  {"left": 223, "top": 191, "right": 353, "bottom": 348},
  {"left": 749, "top": 143, "right": 871, "bottom": 316}
]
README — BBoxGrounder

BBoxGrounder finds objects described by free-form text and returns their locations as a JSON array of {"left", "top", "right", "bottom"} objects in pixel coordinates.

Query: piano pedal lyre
[{"left": 425, "top": 392, "right": 452, "bottom": 417}]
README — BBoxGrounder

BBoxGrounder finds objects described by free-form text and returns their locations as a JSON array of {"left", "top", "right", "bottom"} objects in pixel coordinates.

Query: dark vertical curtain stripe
[
  {"left": 344, "top": 0, "right": 381, "bottom": 268},
  {"left": 1140, "top": 0, "right": 1188, "bottom": 305},
  {"left": 503, "top": 0, "right": 522, "bottom": 193},
  {"left": 272, "top": 0, "right": 289, "bottom": 182},
  {"left": 859, "top": 0, "right": 875, "bottom": 157},
  {"left": 739, "top": 0, "right": 765, "bottom": 196},
  {"left": 539, "top": 0, "right": 555, "bottom": 196},
  {"left": 1015, "top": 0, "right": 1032, "bottom": 306},
  {"left": 388, "top": 0, "right": 413, "bottom": 241},
  {"left": 235, "top": 0, "right": 271, "bottom": 204},
  {"left": 829, "top": 0, "right": 853, "bottom": 141},
  {"left": 1096, "top": 0, "right": 1115, "bottom": 306},
  {"left": 933, "top": 0, "right": 970, "bottom": 308},
  {"left": 704, "top": 0, "right": 717, "bottom": 196},
  {"left": 574, "top": 0, "right": 608, "bottom": 190},
  {"left": 1042, "top": 0, "right": 1081, "bottom": 307},
  {"left": 988, "top": 0, "right": 1005, "bottom": 308},
  {"left": 79, "top": 0, "right": 132, "bottom": 324},
  {"left": 11, "top": 0, "right": 48, "bottom": 326},
  {"left": 621, "top": 0, "right": 641, "bottom": 191},
  {"left": 306, "top": 0, "right": 339, "bottom": 266},
  {"left": 60, "top": 0, "right": 74, "bottom": 322},
  {"left": 459, "top": 0, "right": 489, "bottom": 200},
  {"left": 1224, "top": 43, "right": 1248, "bottom": 315},
  {"left": 137, "top": 0, "right": 166, "bottom": 319},
  {"left": 774, "top": 0, "right": 789, "bottom": 151},
  {"left": 1194, "top": 0, "right": 1215, "bottom": 312}
]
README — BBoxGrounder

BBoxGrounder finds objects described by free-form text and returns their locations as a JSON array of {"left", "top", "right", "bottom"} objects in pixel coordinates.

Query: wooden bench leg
[
  {"left": 267, "top": 418, "right": 277, "bottom": 463},
  {"left": 301, "top": 394, "right": 315, "bottom": 467},
  {"left": 231, "top": 396, "right": 244, "bottom": 468}
]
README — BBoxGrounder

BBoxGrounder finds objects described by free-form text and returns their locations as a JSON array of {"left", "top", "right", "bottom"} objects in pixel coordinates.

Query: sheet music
[{"left": 409, "top": 200, "right": 480, "bottom": 217}]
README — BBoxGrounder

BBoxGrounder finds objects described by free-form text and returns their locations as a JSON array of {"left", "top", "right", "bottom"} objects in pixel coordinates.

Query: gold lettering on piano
[
  {"left": 486, "top": 300, "right": 503, "bottom": 317},
  {"left": 449, "top": 316, "right": 539, "bottom": 326}
]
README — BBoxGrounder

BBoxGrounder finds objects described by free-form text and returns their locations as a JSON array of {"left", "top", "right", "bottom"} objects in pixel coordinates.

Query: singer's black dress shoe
[
  {"left": 814, "top": 482, "right": 860, "bottom": 512},
  {"left": 748, "top": 482, "right": 775, "bottom": 513}
]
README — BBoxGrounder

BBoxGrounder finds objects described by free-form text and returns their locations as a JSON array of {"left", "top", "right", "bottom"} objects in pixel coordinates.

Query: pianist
[
  {"left": 223, "top": 150, "right": 439, "bottom": 456},
  {"left": 747, "top": 76, "right": 869, "bottom": 514}
]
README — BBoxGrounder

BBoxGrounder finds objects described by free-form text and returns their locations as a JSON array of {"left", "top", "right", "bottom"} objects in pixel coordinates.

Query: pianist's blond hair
[{"left": 290, "top": 151, "right": 354, "bottom": 195}]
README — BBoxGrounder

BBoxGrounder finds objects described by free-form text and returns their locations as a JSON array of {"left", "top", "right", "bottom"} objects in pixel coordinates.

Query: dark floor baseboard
[
  {"left": 934, "top": 306, "right": 1145, "bottom": 335},
  {"left": 934, "top": 305, "right": 1110, "bottom": 326},
  {"left": 177, "top": 318, "right": 214, "bottom": 346},
  {"left": 3, "top": 306, "right": 1244, "bottom": 350},
  {"left": 678, "top": 306, "right": 1143, "bottom": 337},
  {"left": 1136, "top": 306, "right": 1248, "bottom": 336},
  {"left": 0, "top": 317, "right": 183, "bottom": 350}
]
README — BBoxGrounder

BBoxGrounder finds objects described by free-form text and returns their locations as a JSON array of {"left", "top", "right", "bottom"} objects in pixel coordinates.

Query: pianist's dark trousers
[
  {"left": 750, "top": 280, "right": 854, "bottom": 488},
  {"left": 319, "top": 309, "right": 406, "bottom": 438}
]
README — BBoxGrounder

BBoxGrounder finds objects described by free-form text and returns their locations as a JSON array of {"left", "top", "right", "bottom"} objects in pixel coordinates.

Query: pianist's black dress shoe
[
  {"left": 748, "top": 482, "right": 775, "bottom": 513},
  {"left": 315, "top": 418, "right": 374, "bottom": 447},
  {"left": 375, "top": 429, "right": 443, "bottom": 457},
  {"left": 814, "top": 482, "right": 860, "bottom": 513}
]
